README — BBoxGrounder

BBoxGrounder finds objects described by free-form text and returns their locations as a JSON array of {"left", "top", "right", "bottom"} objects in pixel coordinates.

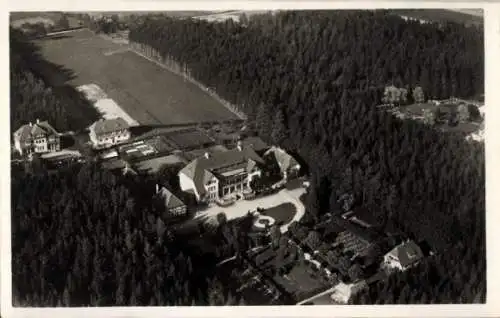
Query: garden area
[{"left": 261, "top": 203, "right": 296, "bottom": 226}]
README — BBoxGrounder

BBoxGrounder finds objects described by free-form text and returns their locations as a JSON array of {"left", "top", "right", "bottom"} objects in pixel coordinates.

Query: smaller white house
[
  {"left": 89, "top": 118, "right": 130, "bottom": 149},
  {"left": 383, "top": 240, "right": 424, "bottom": 272},
  {"left": 13, "top": 119, "right": 60, "bottom": 156}
]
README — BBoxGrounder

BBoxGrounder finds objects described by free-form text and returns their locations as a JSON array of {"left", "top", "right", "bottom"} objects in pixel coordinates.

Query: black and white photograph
[{"left": 4, "top": 4, "right": 488, "bottom": 313}]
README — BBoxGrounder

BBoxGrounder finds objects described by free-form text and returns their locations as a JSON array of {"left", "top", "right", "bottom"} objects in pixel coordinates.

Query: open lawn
[
  {"left": 262, "top": 203, "right": 297, "bottom": 226},
  {"left": 395, "top": 102, "right": 483, "bottom": 136},
  {"left": 390, "top": 9, "right": 483, "bottom": 27},
  {"left": 35, "top": 29, "right": 239, "bottom": 126}
]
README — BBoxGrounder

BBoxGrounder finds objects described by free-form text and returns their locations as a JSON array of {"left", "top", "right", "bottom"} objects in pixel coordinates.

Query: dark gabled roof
[
  {"left": 263, "top": 146, "right": 300, "bottom": 174},
  {"left": 14, "top": 121, "right": 59, "bottom": 143},
  {"left": 101, "top": 158, "right": 128, "bottom": 170},
  {"left": 157, "top": 186, "right": 185, "bottom": 209},
  {"left": 387, "top": 240, "right": 424, "bottom": 268},
  {"left": 179, "top": 146, "right": 264, "bottom": 198},
  {"left": 334, "top": 217, "right": 381, "bottom": 243},
  {"left": 241, "top": 136, "right": 269, "bottom": 152},
  {"left": 93, "top": 118, "right": 129, "bottom": 135}
]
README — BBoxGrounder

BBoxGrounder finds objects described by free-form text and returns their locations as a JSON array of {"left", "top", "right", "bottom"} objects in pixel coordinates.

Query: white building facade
[
  {"left": 178, "top": 143, "right": 264, "bottom": 204},
  {"left": 89, "top": 118, "right": 130, "bottom": 149},
  {"left": 13, "top": 119, "right": 60, "bottom": 156}
]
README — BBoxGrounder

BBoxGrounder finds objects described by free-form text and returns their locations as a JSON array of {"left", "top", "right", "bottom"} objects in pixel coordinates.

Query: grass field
[
  {"left": 35, "top": 29, "right": 239, "bottom": 126},
  {"left": 391, "top": 9, "right": 483, "bottom": 27},
  {"left": 10, "top": 12, "right": 82, "bottom": 29},
  {"left": 262, "top": 203, "right": 297, "bottom": 226}
]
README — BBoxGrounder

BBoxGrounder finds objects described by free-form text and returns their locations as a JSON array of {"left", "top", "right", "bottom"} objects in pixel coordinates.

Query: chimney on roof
[
  {"left": 237, "top": 140, "right": 243, "bottom": 151},
  {"left": 204, "top": 152, "right": 210, "bottom": 159},
  {"left": 36, "top": 119, "right": 40, "bottom": 124},
  {"left": 29, "top": 122, "right": 32, "bottom": 127},
  {"left": 156, "top": 184, "right": 159, "bottom": 193}
]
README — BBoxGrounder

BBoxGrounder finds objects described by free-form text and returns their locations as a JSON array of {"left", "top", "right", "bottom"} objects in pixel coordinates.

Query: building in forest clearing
[
  {"left": 13, "top": 119, "right": 61, "bottom": 156},
  {"left": 178, "top": 141, "right": 264, "bottom": 203},
  {"left": 89, "top": 117, "right": 130, "bottom": 149},
  {"left": 383, "top": 240, "right": 424, "bottom": 271},
  {"left": 178, "top": 140, "right": 302, "bottom": 204}
]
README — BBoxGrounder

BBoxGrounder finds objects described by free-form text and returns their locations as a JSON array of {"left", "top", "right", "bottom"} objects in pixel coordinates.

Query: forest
[
  {"left": 11, "top": 10, "right": 485, "bottom": 305},
  {"left": 128, "top": 10, "right": 485, "bottom": 303},
  {"left": 11, "top": 162, "right": 250, "bottom": 306}
]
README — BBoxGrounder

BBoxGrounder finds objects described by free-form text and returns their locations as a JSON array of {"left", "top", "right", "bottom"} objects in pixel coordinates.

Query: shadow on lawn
[{"left": 11, "top": 28, "right": 100, "bottom": 131}]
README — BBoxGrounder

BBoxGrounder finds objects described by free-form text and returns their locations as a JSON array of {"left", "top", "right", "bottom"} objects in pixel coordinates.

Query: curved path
[
  {"left": 253, "top": 215, "right": 276, "bottom": 229},
  {"left": 195, "top": 187, "right": 306, "bottom": 233}
]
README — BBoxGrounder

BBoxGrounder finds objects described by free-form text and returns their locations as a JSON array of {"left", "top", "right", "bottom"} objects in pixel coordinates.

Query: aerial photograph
[{"left": 9, "top": 9, "right": 484, "bottom": 306}]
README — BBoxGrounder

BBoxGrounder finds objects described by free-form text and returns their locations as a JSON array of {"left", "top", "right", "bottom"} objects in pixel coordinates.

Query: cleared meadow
[{"left": 35, "top": 29, "right": 239, "bottom": 126}]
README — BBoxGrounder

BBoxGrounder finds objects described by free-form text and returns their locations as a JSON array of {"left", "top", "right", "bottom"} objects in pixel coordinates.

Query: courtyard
[{"left": 194, "top": 186, "right": 306, "bottom": 233}]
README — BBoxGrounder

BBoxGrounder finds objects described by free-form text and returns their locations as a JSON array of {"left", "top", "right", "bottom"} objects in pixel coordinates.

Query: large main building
[{"left": 178, "top": 140, "right": 300, "bottom": 204}]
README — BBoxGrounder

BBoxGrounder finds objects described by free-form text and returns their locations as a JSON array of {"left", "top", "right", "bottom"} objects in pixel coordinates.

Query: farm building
[
  {"left": 166, "top": 128, "right": 215, "bottom": 151},
  {"left": 383, "top": 240, "right": 424, "bottom": 272},
  {"left": 240, "top": 136, "right": 269, "bottom": 154},
  {"left": 154, "top": 184, "right": 188, "bottom": 219},
  {"left": 13, "top": 119, "right": 61, "bottom": 156},
  {"left": 89, "top": 118, "right": 130, "bottom": 149},
  {"left": 134, "top": 154, "right": 186, "bottom": 174}
]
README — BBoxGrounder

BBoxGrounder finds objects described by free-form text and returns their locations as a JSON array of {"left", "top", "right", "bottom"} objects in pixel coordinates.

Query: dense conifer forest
[
  {"left": 11, "top": 10, "right": 485, "bottom": 305},
  {"left": 11, "top": 163, "right": 247, "bottom": 306},
  {"left": 128, "top": 10, "right": 485, "bottom": 303}
]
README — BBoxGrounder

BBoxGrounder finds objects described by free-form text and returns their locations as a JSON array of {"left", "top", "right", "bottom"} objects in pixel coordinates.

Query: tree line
[{"left": 128, "top": 10, "right": 485, "bottom": 303}]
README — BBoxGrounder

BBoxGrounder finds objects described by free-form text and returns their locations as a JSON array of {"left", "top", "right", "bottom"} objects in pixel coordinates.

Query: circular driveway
[{"left": 253, "top": 215, "right": 275, "bottom": 229}]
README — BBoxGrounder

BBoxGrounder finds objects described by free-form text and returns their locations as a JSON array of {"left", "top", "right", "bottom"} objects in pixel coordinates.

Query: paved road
[{"left": 296, "top": 286, "right": 336, "bottom": 305}]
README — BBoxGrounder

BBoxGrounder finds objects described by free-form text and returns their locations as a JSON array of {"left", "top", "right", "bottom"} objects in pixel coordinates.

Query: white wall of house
[
  {"left": 204, "top": 177, "right": 220, "bottom": 202},
  {"left": 179, "top": 172, "right": 200, "bottom": 200},
  {"left": 90, "top": 129, "right": 130, "bottom": 148},
  {"left": 168, "top": 206, "right": 187, "bottom": 216},
  {"left": 34, "top": 137, "right": 47, "bottom": 153},
  {"left": 383, "top": 254, "right": 404, "bottom": 271},
  {"left": 14, "top": 138, "right": 23, "bottom": 155},
  {"left": 247, "top": 168, "right": 262, "bottom": 187},
  {"left": 14, "top": 134, "right": 60, "bottom": 155}
]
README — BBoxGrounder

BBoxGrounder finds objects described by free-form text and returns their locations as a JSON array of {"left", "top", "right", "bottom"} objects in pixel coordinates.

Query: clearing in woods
[{"left": 35, "top": 29, "right": 240, "bottom": 126}]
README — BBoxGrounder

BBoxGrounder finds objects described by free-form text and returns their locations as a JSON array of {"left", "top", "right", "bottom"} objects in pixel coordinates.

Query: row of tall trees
[{"left": 128, "top": 10, "right": 485, "bottom": 303}]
